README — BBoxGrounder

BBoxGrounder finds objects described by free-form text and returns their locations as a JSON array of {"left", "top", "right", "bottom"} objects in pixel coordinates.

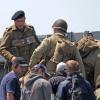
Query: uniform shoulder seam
[
  {"left": 3, "top": 26, "right": 13, "bottom": 37},
  {"left": 5, "top": 26, "right": 13, "bottom": 33}
]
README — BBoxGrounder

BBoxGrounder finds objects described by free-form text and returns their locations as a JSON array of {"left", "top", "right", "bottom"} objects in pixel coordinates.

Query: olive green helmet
[{"left": 52, "top": 19, "right": 67, "bottom": 32}]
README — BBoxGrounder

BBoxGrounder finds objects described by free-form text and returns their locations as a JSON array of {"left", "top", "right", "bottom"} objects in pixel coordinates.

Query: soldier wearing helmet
[
  {"left": 29, "top": 19, "right": 67, "bottom": 74},
  {"left": 29, "top": 19, "right": 85, "bottom": 76},
  {"left": 52, "top": 19, "right": 67, "bottom": 33},
  {"left": 77, "top": 30, "right": 100, "bottom": 89}
]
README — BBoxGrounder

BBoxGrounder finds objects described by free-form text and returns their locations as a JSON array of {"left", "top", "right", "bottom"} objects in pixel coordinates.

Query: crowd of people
[{"left": 0, "top": 10, "right": 100, "bottom": 100}]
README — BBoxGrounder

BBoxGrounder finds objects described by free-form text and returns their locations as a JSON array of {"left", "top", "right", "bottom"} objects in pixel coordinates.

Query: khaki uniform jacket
[
  {"left": 82, "top": 48, "right": 100, "bottom": 83},
  {"left": 29, "top": 33, "right": 66, "bottom": 73},
  {"left": 0, "top": 24, "right": 39, "bottom": 63},
  {"left": 29, "top": 33, "right": 85, "bottom": 77},
  {"left": 77, "top": 37, "right": 100, "bottom": 83}
]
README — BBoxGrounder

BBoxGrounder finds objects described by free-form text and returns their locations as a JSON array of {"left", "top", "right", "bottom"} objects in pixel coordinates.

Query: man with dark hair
[
  {"left": 0, "top": 10, "right": 40, "bottom": 81},
  {"left": 0, "top": 10, "right": 40, "bottom": 63},
  {"left": 0, "top": 57, "right": 28, "bottom": 100}
]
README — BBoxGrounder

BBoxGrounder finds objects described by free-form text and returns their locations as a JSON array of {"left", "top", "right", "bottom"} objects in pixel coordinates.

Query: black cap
[
  {"left": 12, "top": 57, "right": 28, "bottom": 67},
  {"left": 11, "top": 10, "right": 25, "bottom": 20}
]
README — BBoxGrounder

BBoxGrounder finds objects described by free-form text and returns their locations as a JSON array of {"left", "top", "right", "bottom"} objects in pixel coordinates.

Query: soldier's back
[
  {"left": 29, "top": 32, "right": 66, "bottom": 74},
  {"left": 43, "top": 33, "right": 66, "bottom": 73},
  {"left": 52, "top": 39, "right": 86, "bottom": 78}
]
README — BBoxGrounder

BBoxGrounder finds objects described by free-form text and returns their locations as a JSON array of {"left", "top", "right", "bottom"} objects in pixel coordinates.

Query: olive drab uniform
[
  {"left": 77, "top": 37, "right": 100, "bottom": 88},
  {"left": 0, "top": 25, "right": 40, "bottom": 63},
  {"left": 0, "top": 58, "right": 7, "bottom": 83},
  {"left": 0, "top": 25, "right": 40, "bottom": 82},
  {"left": 29, "top": 33, "right": 66, "bottom": 74},
  {"left": 52, "top": 39, "right": 86, "bottom": 78},
  {"left": 95, "top": 88, "right": 100, "bottom": 100},
  {"left": 95, "top": 75, "right": 100, "bottom": 100}
]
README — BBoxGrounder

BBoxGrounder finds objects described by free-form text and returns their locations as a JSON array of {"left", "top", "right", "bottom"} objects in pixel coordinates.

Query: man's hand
[
  {"left": 7, "top": 92, "right": 14, "bottom": 100},
  {"left": 11, "top": 56, "right": 16, "bottom": 62}
]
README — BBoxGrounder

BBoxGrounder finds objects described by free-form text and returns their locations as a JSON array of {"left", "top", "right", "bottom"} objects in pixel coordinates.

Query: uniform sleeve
[
  {"left": 29, "top": 38, "right": 49, "bottom": 67},
  {"left": 6, "top": 78, "right": 18, "bottom": 94},
  {"left": 73, "top": 45, "right": 86, "bottom": 79},
  {"left": 0, "top": 30, "right": 14, "bottom": 61},
  {"left": 94, "top": 54, "right": 100, "bottom": 82}
]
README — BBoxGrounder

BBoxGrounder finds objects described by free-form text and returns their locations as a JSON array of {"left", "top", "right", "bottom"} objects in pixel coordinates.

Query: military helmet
[{"left": 52, "top": 19, "right": 67, "bottom": 32}]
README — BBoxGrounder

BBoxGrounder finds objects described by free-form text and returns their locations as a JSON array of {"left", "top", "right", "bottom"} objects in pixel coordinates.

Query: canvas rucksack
[
  {"left": 65, "top": 74, "right": 96, "bottom": 100},
  {"left": 77, "top": 38, "right": 98, "bottom": 58},
  {"left": 52, "top": 39, "right": 75, "bottom": 63},
  {"left": 71, "top": 74, "right": 89, "bottom": 100}
]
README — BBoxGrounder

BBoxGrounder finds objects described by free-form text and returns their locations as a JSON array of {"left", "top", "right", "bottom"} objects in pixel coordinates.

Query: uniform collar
[
  {"left": 12, "top": 25, "right": 17, "bottom": 31},
  {"left": 12, "top": 24, "right": 29, "bottom": 32},
  {"left": 54, "top": 32, "right": 65, "bottom": 37}
]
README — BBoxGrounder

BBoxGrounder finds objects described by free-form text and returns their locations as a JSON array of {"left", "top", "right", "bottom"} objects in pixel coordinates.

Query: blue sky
[{"left": 0, "top": 0, "right": 100, "bottom": 38}]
